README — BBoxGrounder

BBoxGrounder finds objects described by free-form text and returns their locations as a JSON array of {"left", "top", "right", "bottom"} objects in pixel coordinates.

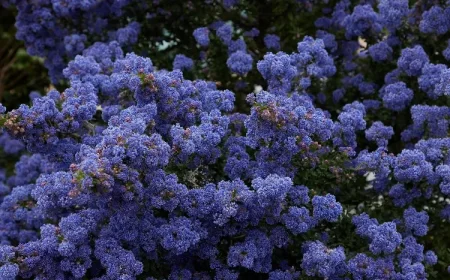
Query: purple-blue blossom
[
  {"left": 217, "top": 23, "right": 233, "bottom": 44},
  {"left": 301, "top": 241, "right": 346, "bottom": 278},
  {"left": 367, "top": 222, "right": 402, "bottom": 255},
  {"left": 227, "top": 51, "right": 253, "bottom": 75},
  {"left": 193, "top": 27, "right": 210, "bottom": 47},
  {"left": 365, "top": 121, "right": 394, "bottom": 147},
  {"left": 397, "top": 45, "right": 429, "bottom": 76},
  {"left": 403, "top": 207, "right": 429, "bottom": 237},
  {"left": 282, "top": 206, "right": 314, "bottom": 234},
  {"left": 368, "top": 41, "right": 393, "bottom": 62},
  {"left": 264, "top": 34, "right": 281, "bottom": 51},
  {"left": 342, "top": 5, "right": 381, "bottom": 39},
  {"left": 380, "top": 82, "right": 413, "bottom": 112},
  {"left": 173, "top": 54, "right": 194, "bottom": 71},
  {"left": 312, "top": 194, "right": 342, "bottom": 222},
  {"left": 378, "top": 0, "right": 409, "bottom": 31},
  {"left": 419, "top": 6, "right": 450, "bottom": 35}
]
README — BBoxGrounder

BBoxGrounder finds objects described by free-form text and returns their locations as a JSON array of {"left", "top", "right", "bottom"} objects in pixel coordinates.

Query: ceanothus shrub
[{"left": 0, "top": 0, "right": 449, "bottom": 279}]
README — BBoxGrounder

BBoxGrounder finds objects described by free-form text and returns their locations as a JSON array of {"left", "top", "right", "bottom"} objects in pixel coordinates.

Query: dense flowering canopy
[{"left": 0, "top": 0, "right": 450, "bottom": 279}]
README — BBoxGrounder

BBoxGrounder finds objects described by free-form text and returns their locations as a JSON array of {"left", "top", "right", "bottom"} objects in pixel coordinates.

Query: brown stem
[
  {"left": 0, "top": 42, "right": 20, "bottom": 66},
  {"left": 4, "top": 70, "right": 27, "bottom": 90}
]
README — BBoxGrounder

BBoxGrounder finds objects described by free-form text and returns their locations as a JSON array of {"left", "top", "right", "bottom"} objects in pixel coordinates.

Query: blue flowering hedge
[{"left": 0, "top": 0, "right": 449, "bottom": 279}]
